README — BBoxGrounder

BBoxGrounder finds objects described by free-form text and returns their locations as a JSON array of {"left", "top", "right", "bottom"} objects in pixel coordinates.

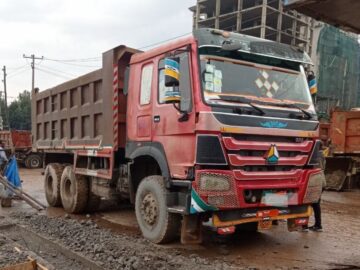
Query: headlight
[
  {"left": 303, "top": 172, "right": 325, "bottom": 203},
  {"left": 199, "top": 173, "right": 231, "bottom": 191}
]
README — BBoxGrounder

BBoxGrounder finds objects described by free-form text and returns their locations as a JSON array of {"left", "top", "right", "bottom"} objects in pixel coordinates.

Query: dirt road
[{"left": 1, "top": 168, "right": 359, "bottom": 269}]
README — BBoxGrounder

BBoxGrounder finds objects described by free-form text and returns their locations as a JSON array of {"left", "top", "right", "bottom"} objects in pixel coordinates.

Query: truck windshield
[{"left": 200, "top": 56, "right": 314, "bottom": 112}]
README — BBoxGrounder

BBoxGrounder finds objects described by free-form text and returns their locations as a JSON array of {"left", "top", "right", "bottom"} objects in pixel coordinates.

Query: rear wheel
[
  {"left": 135, "top": 175, "right": 181, "bottom": 244},
  {"left": 60, "top": 166, "right": 89, "bottom": 214},
  {"left": 25, "top": 154, "right": 42, "bottom": 169},
  {"left": 44, "top": 163, "right": 64, "bottom": 207}
]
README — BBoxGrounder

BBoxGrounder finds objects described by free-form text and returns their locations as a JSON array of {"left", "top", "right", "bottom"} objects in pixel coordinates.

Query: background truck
[
  {"left": 0, "top": 130, "right": 42, "bottom": 169},
  {"left": 32, "top": 28, "right": 325, "bottom": 244},
  {"left": 322, "top": 109, "right": 360, "bottom": 190}
]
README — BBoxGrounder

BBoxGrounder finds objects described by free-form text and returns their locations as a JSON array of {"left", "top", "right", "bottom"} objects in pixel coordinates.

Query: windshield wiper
[
  {"left": 217, "top": 95, "right": 265, "bottom": 116},
  {"left": 272, "top": 103, "right": 313, "bottom": 120}
]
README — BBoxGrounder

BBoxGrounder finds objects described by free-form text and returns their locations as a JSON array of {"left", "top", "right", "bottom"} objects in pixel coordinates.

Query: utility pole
[
  {"left": 23, "top": 54, "right": 44, "bottom": 91},
  {"left": 1, "top": 66, "right": 8, "bottom": 130}
]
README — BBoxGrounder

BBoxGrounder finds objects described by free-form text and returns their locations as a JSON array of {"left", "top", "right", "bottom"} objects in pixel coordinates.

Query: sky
[{"left": 0, "top": 0, "right": 195, "bottom": 103}]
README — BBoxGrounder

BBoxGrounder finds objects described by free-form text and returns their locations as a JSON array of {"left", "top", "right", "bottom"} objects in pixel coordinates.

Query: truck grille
[{"left": 222, "top": 136, "right": 314, "bottom": 175}]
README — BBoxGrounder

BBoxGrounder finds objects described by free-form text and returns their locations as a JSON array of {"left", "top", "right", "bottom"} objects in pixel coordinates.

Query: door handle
[{"left": 154, "top": 115, "right": 160, "bottom": 123}]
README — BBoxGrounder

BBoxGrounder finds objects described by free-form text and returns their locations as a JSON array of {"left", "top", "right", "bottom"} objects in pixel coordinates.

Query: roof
[{"left": 283, "top": 0, "right": 360, "bottom": 34}]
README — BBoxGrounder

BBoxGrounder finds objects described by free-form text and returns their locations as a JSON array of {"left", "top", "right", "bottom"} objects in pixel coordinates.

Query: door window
[{"left": 140, "top": 64, "right": 153, "bottom": 105}]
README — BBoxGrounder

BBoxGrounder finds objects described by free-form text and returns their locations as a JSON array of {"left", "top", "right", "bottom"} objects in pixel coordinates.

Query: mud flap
[
  {"left": 181, "top": 214, "right": 202, "bottom": 244},
  {"left": 325, "top": 157, "right": 353, "bottom": 191}
]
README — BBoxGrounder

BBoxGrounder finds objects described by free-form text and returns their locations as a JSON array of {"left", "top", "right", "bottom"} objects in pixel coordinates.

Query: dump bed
[
  {"left": 32, "top": 46, "right": 139, "bottom": 152},
  {"left": 283, "top": 0, "right": 360, "bottom": 34},
  {"left": 330, "top": 110, "right": 360, "bottom": 155},
  {"left": 0, "top": 130, "right": 32, "bottom": 150}
]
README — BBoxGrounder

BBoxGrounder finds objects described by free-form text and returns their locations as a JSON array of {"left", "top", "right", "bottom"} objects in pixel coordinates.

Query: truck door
[
  {"left": 152, "top": 50, "right": 196, "bottom": 178},
  {"left": 134, "top": 62, "right": 155, "bottom": 142}
]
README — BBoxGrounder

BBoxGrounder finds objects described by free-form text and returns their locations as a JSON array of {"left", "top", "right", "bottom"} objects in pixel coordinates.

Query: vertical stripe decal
[{"left": 113, "top": 64, "right": 119, "bottom": 150}]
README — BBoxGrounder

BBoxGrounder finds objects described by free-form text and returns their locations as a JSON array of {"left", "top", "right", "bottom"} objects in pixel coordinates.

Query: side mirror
[
  {"left": 164, "top": 57, "right": 181, "bottom": 104},
  {"left": 307, "top": 72, "right": 317, "bottom": 97}
]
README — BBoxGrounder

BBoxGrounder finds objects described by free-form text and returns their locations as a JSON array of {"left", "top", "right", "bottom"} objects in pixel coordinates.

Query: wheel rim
[
  {"left": 30, "top": 158, "right": 40, "bottom": 168},
  {"left": 140, "top": 193, "right": 159, "bottom": 227}
]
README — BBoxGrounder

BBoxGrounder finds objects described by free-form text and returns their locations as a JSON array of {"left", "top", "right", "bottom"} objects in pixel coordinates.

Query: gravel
[
  {"left": 10, "top": 213, "right": 239, "bottom": 270},
  {"left": 0, "top": 233, "right": 30, "bottom": 268}
]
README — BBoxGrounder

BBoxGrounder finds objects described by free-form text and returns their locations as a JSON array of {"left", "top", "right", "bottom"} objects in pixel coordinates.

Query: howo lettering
[{"left": 33, "top": 29, "right": 325, "bottom": 244}]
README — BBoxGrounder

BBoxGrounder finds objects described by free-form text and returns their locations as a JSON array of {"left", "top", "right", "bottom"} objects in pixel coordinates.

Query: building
[{"left": 190, "top": 0, "right": 314, "bottom": 54}]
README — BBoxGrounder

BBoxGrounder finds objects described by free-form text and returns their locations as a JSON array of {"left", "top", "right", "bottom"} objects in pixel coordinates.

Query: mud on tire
[
  {"left": 44, "top": 163, "right": 64, "bottom": 207},
  {"left": 60, "top": 166, "right": 89, "bottom": 214},
  {"left": 135, "top": 175, "right": 181, "bottom": 244}
]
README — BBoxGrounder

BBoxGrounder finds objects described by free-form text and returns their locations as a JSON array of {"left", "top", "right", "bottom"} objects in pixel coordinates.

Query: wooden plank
[{"left": 0, "top": 260, "right": 36, "bottom": 270}]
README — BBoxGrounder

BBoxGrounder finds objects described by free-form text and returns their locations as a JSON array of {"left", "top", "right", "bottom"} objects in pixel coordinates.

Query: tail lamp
[{"left": 303, "top": 172, "right": 325, "bottom": 203}]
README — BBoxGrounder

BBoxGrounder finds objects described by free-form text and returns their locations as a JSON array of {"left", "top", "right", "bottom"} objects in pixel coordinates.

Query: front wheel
[{"left": 135, "top": 175, "right": 181, "bottom": 244}]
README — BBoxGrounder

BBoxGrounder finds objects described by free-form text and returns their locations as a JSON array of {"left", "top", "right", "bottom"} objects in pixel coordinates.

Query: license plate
[
  {"left": 261, "top": 191, "right": 288, "bottom": 206},
  {"left": 258, "top": 220, "right": 272, "bottom": 230},
  {"left": 256, "top": 209, "right": 279, "bottom": 218}
]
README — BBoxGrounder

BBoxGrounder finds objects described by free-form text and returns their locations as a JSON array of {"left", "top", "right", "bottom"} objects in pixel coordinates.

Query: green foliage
[{"left": 7, "top": 90, "right": 31, "bottom": 130}]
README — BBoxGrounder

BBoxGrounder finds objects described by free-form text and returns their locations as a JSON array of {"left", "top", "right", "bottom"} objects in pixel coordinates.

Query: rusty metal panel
[
  {"left": 31, "top": 45, "right": 140, "bottom": 152},
  {"left": 330, "top": 110, "right": 360, "bottom": 154},
  {"left": 0, "top": 130, "right": 31, "bottom": 150}
]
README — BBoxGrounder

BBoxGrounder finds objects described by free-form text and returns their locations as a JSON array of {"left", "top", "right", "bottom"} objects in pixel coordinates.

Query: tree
[{"left": 7, "top": 90, "right": 31, "bottom": 130}]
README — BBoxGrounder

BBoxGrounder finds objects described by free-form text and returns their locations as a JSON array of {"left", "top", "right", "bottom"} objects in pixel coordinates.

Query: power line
[
  {"left": 35, "top": 67, "right": 73, "bottom": 80},
  {"left": 40, "top": 64, "right": 77, "bottom": 77},
  {"left": 7, "top": 66, "right": 29, "bottom": 78}
]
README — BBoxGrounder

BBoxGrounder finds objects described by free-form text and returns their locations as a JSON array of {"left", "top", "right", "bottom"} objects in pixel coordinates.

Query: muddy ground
[{"left": 0, "top": 168, "right": 359, "bottom": 270}]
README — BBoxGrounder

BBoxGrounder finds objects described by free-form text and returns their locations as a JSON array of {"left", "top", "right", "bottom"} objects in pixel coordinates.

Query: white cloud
[{"left": 0, "top": 0, "right": 195, "bottom": 101}]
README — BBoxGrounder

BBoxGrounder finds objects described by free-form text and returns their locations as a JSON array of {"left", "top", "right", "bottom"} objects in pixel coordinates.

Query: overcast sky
[{"left": 0, "top": 0, "right": 195, "bottom": 103}]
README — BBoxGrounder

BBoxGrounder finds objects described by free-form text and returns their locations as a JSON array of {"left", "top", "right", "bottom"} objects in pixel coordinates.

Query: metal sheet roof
[{"left": 283, "top": 0, "right": 360, "bottom": 34}]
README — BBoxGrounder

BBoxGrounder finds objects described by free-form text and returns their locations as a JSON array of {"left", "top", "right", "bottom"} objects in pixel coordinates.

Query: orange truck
[
  {"left": 324, "top": 109, "right": 360, "bottom": 190},
  {"left": 32, "top": 29, "right": 325, "bottom": 244},
  {"left": 0, "top": 130, "right": 42, "bottom": 168}
]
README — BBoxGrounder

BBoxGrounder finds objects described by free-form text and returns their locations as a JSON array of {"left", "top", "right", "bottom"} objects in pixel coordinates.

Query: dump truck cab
[{"left": 126, "top": 29, "right": 324, "bottom": 242}]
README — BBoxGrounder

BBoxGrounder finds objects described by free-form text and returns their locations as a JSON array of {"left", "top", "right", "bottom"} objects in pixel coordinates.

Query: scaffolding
[
  {"left": 316, "top": 25, "right": 360, "bottom": 112},
  {"left": 190, "top": 0, "right": 314, "bottom": 53}
]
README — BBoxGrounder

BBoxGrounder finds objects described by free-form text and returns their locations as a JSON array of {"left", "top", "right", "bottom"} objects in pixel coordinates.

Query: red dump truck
[
  {"left": 32, "top": 28, "right": 325, "bottom": 244},
  {"left": 323, "top": 109, "right": 360, "bottom": 190},
  {"left": 0, "top": 130, "right": 42, "bottom": 168}
]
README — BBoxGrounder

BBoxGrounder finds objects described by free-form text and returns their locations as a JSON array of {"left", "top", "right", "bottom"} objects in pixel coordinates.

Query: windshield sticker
[
  {"left": 213, "top": 77, "right": 222, "bottom": 93},
  {"left": 205, "top": 81, "right": 214, "bottom": 91},
  {"left": 214, "top": 69, "right": 223, "bottom": 79},
  {"left": 255, "top": 69, "right": 280, "bottom": 98},
  {"left": 206, "top": 64, "right": 215, "bottom": 73},
  {"left": 204, "top": 73, "right": 213, "bottom": 82}
]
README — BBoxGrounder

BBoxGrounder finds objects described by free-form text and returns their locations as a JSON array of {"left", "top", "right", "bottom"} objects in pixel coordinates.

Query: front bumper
[
  {"left": 191, "top": 168, "right": 322, "bottom": 212},
  {"left": 212, "top": 205, "right": 312, "bottom": 227}
]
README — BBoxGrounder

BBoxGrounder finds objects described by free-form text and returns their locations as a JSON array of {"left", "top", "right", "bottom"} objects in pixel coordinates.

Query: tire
[
  {"left": 60, "top": 166, "right": 89, "bottom": 214},
  {"left": 135, "top": 175, "right": 181, "bottom": 244},
  {"left": 25, "top": 154, "right": 42, "bottom": 169},
  {"left": 44, "top": 163, "right": 64, "bottom": 207}
]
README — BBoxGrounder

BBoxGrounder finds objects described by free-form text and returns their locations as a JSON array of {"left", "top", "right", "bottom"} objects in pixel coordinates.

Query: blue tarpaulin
[{"left": 4, "top": 157, "right": 21, "bottom": 188}]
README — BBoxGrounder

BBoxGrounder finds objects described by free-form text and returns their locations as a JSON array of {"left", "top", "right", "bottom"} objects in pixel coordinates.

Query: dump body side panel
[
  {"left": 0, "top": 130, "right": 31, "bottom": 150},
  {"left": 330, "top": 110, "right": 360, "bottom": 154},
  {"left": 31, "top": 46, "right": 139, "bottom": 153}
]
